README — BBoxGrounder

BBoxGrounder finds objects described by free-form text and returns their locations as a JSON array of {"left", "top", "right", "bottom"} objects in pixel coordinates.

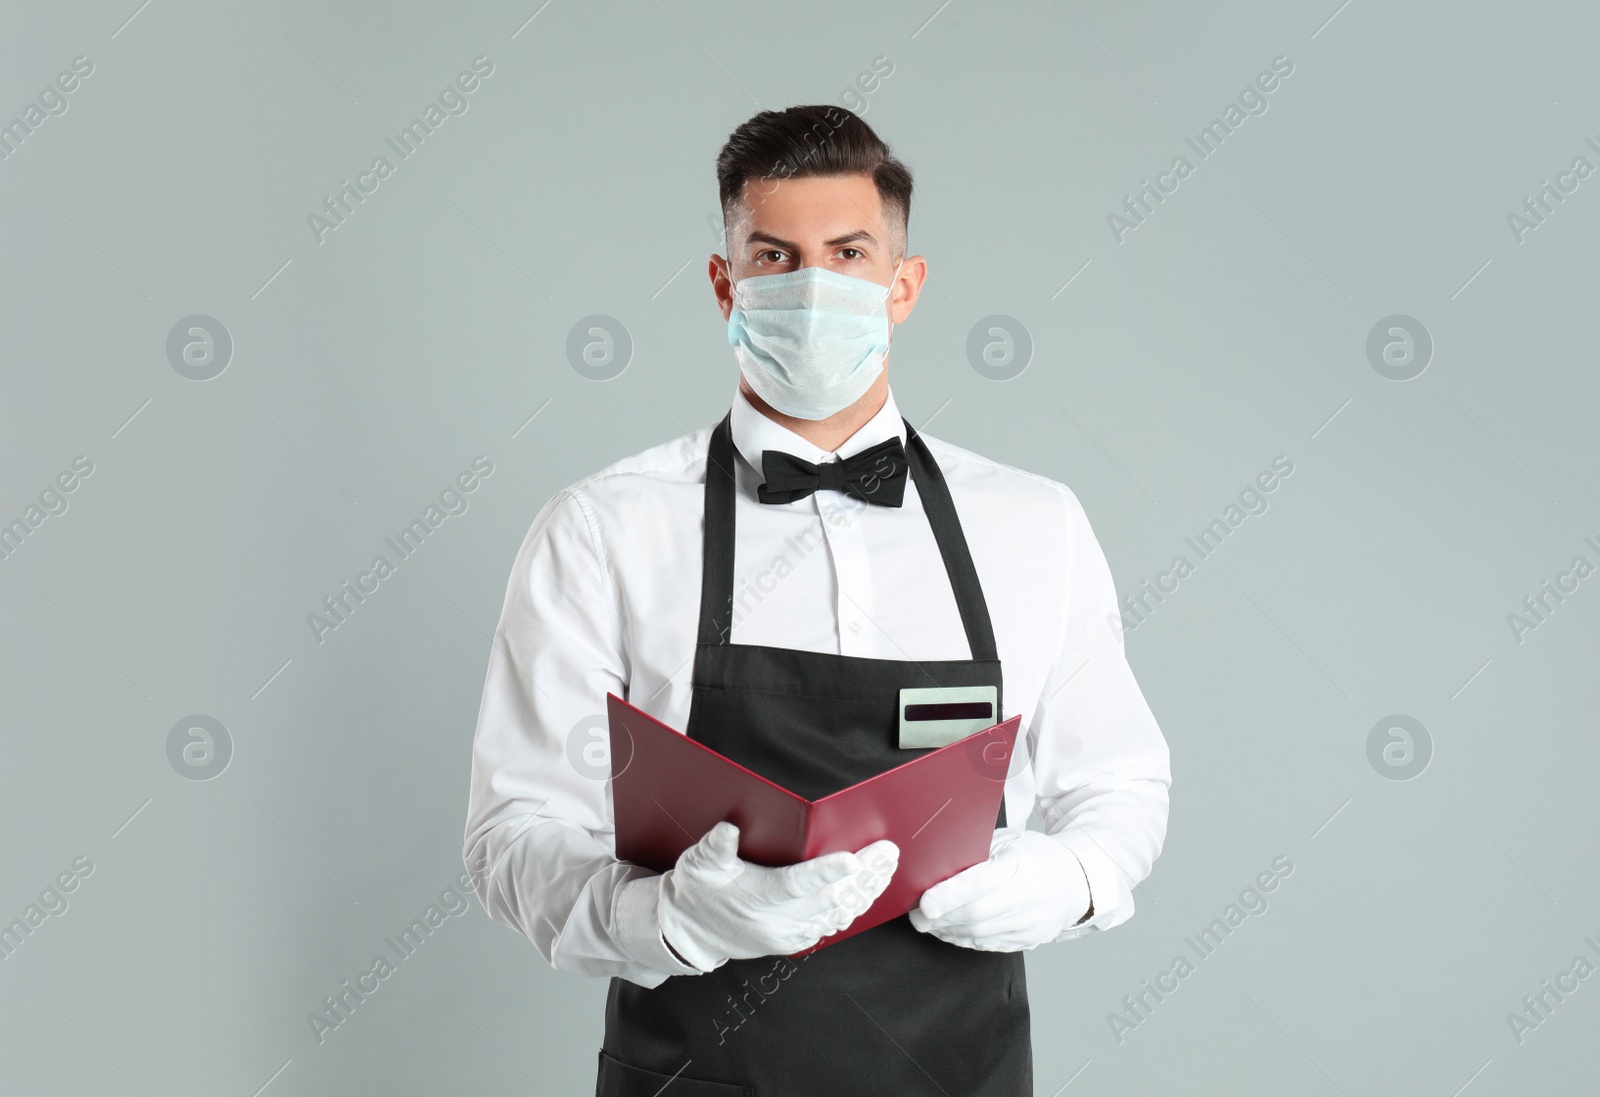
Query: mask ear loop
[{"left": 885, "top": 252, "right": 906, "bottom": 339}]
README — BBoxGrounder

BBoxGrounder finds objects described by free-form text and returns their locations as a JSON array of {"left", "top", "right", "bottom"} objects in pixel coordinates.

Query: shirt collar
[{"left": 729, "top": 384, "right": 908, "bottom": 479}]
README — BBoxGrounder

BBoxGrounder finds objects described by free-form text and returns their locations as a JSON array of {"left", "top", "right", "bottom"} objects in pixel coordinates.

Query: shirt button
[
  {"left": 848, "top": 620, "right": 863, "bottom": 635},
  {"left": 830, "top": 513, "right": 848, "bottom": 529}
]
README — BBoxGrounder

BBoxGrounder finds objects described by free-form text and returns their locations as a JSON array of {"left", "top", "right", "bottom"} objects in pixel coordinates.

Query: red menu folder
[{"left": 606, "top": 692, "right": 1020, "bottom": 955}]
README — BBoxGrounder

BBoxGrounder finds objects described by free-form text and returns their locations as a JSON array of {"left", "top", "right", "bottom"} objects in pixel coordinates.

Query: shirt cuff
[
  {"left": 612, "top": 871, "right": 706, "bottom": 982},
  {"left": 1047, "top": 831, "right": 1128, "bottom": 941}
]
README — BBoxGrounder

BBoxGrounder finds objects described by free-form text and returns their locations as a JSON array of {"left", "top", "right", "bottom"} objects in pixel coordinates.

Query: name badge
[{"left": 897, "top": 685, "right": 999, "bottom": 749}]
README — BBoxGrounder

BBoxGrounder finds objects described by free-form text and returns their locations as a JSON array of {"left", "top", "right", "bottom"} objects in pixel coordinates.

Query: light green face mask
[{"left": 727, "top": 258, "right": 905, "bottom": 420}]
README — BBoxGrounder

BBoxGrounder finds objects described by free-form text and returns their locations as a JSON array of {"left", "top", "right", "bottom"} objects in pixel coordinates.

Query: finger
[
  {"left": 698, "top": 821, "right": 739, "bottom": 860},
  {"left": 917, "top": 859, "right": 1003, "bottom": 920},
  {"left": 768, "top": 906, "right": 839, "bottom": 954},
  {"left": 811, "top": 898, "right": 863, "bottom": 940},
  {"left": 682, "top": 821, "right": 742, "bottom": 879},
  {"left": 770, "top": 849, "right": 860, "bottom": 901},
  {"left": 787, "top": 920, "right": 832, "bottom": 954},
  {"left": 826, "top": 850, "right": 904, "bottom": 925},
  {"left": 910, "top": 905, "right": 981, "bottom": 943},
  {"left": 915, "top": 919, "right": 1022, "bottom": 952},
  {"left": 922, "top": 841, "right": 1027, "bottom": 918},
  {"left": 917, "top": 889, "right": 998, "bottom": 927},
  {"left": 814, "top": 865, "right": 894, "bottom": 924},
  {"left": 858, "top": 860, "right": 897, "bottom": 900},
  {"left": 910, "top": 905, "right": 966, "bottom": 940},
  {"left": 909, "top": 900, "right": 1021, "bottom": 944},
  {"left": 834, "top": 847, "right": 898, "bottom": 901},
  {"left": 853, "top": 839, "right": 900, "bottom": 871},
  {"left": 917, "top": 889, "right": 1026, "bottom": 930}
]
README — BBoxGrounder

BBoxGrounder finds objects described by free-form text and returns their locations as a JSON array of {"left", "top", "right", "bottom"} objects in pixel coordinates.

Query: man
[{"left": 463, "top": 104, "right": 1170, "bottom": 1096}]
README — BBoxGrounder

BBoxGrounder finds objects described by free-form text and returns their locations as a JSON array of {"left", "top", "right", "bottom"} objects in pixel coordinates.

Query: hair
[{"left": 715, "top": 105, "right": 913, "bottom": 262}]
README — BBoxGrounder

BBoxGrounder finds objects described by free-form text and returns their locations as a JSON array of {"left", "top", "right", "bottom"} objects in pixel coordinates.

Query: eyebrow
[{"left": 744, "top": 229, "right": 879, "bottom": 252}]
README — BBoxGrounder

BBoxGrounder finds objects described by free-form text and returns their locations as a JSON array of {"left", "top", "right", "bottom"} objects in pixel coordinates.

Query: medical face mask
[{"left": 727, "top": 257, "right": 905, "bottom": 420}]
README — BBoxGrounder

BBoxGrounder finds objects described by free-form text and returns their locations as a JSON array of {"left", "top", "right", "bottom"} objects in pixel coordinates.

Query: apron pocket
[{"left": 596, "top": 1049, "right": 755, "bottom": 1096}]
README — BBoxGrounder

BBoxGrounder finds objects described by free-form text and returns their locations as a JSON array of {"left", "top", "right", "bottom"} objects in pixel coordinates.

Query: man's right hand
[{"left": 658, "top": 821, "right": 899, "bottom": 972}]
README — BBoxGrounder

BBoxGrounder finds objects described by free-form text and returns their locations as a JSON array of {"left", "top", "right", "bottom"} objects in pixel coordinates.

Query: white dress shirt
[{"left": 462, "top": 384, "right": 1171, "bottom": 988}]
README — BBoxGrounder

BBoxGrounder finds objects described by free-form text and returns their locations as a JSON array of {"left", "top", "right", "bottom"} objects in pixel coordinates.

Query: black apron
[{"left": 597, "top": 412, "right": 1032, "bottom": 1096}]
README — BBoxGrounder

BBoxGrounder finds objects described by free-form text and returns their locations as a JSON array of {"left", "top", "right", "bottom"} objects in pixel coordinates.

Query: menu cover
[{"left": 606, "top": 692, "right": 1020, "bottom": 954}]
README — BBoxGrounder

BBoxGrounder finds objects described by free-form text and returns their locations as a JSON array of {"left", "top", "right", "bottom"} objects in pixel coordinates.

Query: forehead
[{"left": 730, "top": 173, "right": 886, "bottom": 242}]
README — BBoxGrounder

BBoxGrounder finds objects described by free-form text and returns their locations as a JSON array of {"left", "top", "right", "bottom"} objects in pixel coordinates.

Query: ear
[
  {"left": 888, "top": 255, "right": 927, "bottom": 325},
  {"left": 709, "top": 254, "right": 736, "bottom": 321}
]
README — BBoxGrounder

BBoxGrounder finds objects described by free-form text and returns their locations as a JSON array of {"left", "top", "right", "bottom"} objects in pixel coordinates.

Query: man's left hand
[{"left": 908, "top": 829, "right": 1092, "bottom": 952}]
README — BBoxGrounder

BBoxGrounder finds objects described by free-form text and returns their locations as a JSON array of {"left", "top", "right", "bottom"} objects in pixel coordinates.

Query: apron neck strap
[{"left": 697, "top": 411, "right": 999, "bottom": 662}]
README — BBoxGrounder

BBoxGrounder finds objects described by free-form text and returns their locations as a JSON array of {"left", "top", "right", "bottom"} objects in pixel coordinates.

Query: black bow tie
[{"left": 757, "top": 436, "right": 909, "bottom": 507}]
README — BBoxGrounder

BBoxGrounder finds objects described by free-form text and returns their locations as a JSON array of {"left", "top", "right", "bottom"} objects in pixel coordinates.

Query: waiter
[{"left": 463, "top": 104, "right": 1170, "bottom": 1096}]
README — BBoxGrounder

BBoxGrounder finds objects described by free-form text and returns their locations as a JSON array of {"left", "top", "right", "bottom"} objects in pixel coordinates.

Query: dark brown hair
[{"left": 715, "top": 105, "right": 913, "bottom": 259}]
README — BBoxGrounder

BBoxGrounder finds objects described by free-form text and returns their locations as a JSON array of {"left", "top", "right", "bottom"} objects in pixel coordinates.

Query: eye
[
  {"left": 755, "top": 249, "right": 787, "bottom": 264},
  {"left": 840, "top": 247, "right": 864, "bottom": 261}
]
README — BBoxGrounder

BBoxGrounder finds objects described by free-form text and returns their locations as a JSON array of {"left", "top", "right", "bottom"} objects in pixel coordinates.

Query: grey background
[{"left": 3, "top": 1, "right": 1597, "bottom": 1093}]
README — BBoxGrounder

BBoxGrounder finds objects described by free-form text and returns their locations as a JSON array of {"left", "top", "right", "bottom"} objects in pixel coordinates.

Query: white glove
[
  {"left": 659, "top": 821, "right": 899, "bottom": 972},
  {"left": 909, "top": 828, "right": 1091, "bottom": 952}
]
